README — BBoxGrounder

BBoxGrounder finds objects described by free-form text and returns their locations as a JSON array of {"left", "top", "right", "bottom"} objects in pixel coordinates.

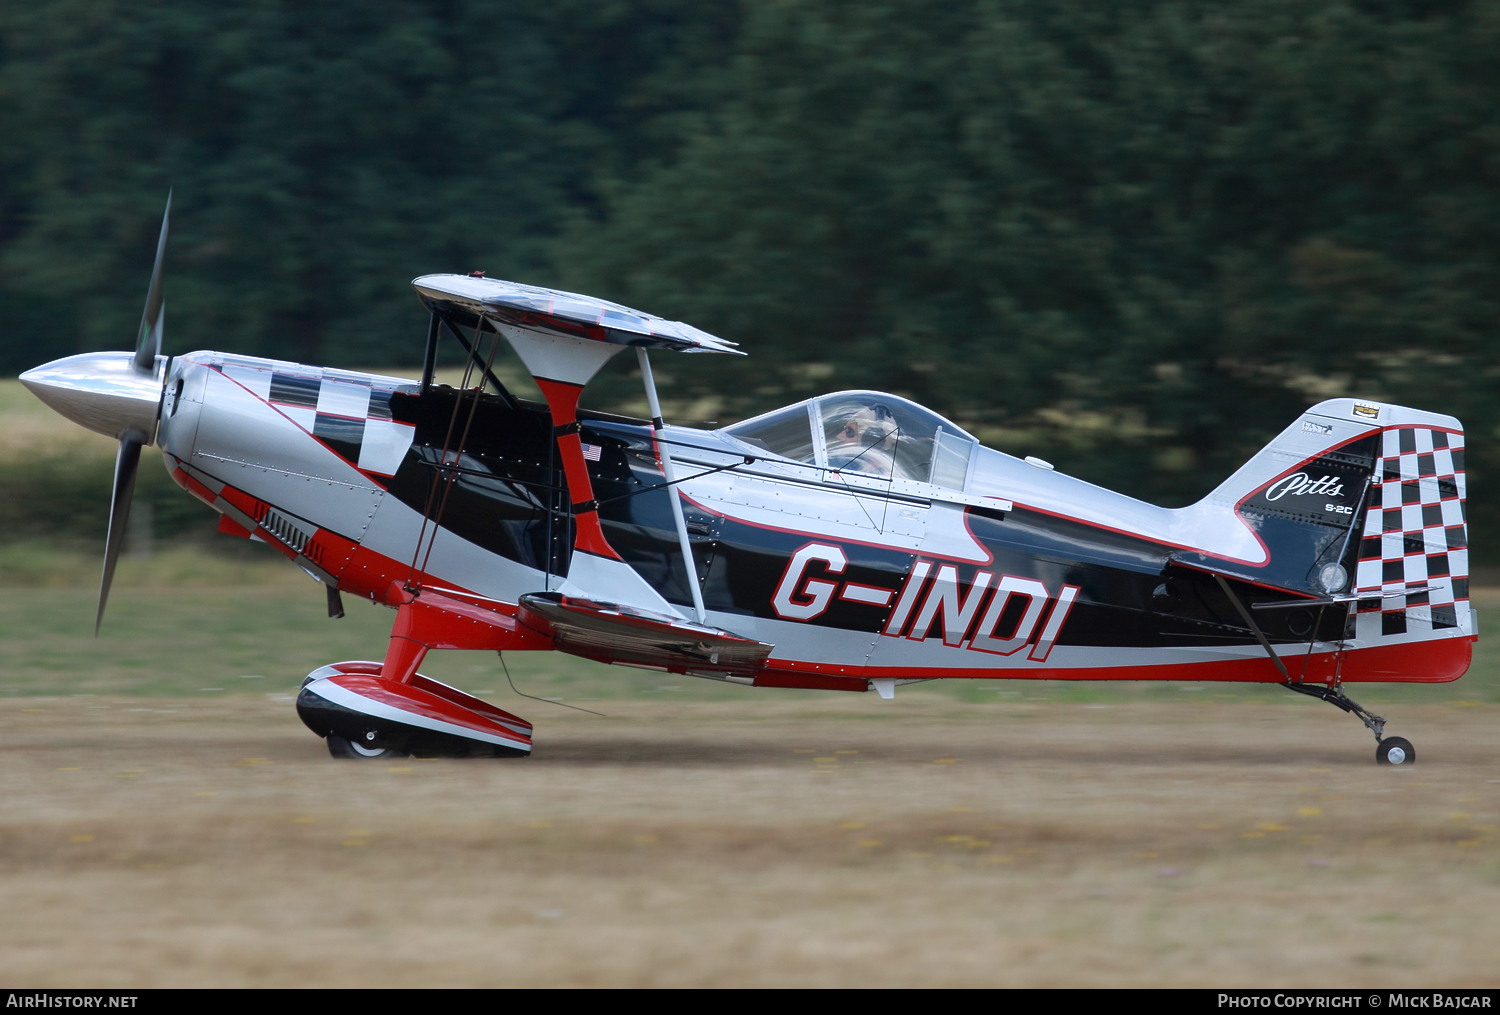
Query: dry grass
[{"left": 1, "top": 695, "right": 1496, "bottom": 987}]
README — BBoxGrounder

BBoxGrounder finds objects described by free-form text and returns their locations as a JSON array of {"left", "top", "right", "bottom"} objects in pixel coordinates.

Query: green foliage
[
  {"left": 0, "top": 0, "right": 736, "bottom": 368},
  {"left": 1, "top": 1, "right": 1496, "bottom": 551},
  {"left": 559, "top": 0, "right": 1500, "bottom": 525}
]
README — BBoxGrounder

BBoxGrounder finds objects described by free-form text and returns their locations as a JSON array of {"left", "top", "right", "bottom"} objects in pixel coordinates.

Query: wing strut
[
  {"left": 420, "top": 312, "right": 439, "bottom": 396},
  {"left": 637, "top": 348, "right": 707, "bottom": 624}
]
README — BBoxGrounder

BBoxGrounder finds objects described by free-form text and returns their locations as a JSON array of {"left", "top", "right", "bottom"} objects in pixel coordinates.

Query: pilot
[{"left": 827, "top": 403, "right": 899, "bottom": 476}]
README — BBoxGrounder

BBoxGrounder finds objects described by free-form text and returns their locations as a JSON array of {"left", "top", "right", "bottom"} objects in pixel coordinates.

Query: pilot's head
[{"left": 835, "top": 403, "right": 897, "bottom": 450}]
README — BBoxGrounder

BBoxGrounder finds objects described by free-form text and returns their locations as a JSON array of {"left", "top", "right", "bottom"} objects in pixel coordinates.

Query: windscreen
[{"left": 723, "top": 403, "right": 816, "bottom": 463}]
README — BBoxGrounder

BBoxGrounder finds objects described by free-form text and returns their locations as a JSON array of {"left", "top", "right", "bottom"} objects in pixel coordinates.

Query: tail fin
[{"left": 1177, "top": 399, "right": 1470, "bottom": 641}]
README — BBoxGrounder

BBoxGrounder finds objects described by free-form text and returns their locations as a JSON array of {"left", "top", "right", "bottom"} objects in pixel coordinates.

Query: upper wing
[{"left": 412, "top": 275, "right": 743, "bottom": 355}]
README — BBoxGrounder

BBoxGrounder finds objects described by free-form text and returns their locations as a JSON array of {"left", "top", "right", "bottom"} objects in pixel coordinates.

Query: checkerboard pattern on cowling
[
  {"left": 216, "top": 362, "right": 416, "bottom": 477},
  {"left": 1354, "top": 426, "right": 1468, "bottom": 638}
]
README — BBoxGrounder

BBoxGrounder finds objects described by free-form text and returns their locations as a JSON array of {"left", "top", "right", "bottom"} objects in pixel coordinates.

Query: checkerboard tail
[{"left": 1352, "top": 413, "right": 1470, "bottom": 642}]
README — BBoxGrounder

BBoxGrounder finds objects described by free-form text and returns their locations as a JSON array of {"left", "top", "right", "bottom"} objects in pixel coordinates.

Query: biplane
[{"left": 20, "top": 199, "right": 1473, "bottom": 765}]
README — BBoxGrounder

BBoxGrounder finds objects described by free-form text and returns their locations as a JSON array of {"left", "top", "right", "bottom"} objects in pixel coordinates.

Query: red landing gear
[
  {"left": 295, "top": 583, "right": 551, "bottom": 759},
  {"left": 296, "top": 660, "right": 533, "bottom": 758}
]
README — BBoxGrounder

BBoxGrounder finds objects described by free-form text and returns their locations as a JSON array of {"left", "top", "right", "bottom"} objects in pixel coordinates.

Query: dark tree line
[{"left": 2, "top": 1, "right": 1497, "bottom": 552}]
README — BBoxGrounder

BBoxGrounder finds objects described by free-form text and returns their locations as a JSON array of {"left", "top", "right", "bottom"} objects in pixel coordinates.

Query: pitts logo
[
  {"left": 771, "top": 543, "right": 1079, "bottom": 662},
  {"left": 1264, "top": 473, "right": 1345, "bottom": 501}
]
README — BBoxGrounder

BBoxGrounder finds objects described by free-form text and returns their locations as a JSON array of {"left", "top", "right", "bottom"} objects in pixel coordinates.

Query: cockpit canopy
[{"left": 722, "top": 390, "right": 976, "bottom": 490}]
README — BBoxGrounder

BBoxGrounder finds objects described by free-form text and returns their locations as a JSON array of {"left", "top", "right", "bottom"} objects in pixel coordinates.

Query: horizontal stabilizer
[{"left": 517, "top": 593, "right": 773, "bottom": 678}]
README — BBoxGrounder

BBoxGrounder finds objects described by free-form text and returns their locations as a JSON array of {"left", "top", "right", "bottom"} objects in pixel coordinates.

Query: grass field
[
  {"left": 0, "top": 549, "right": 1496, "bottom": 987},
  {"left": 1, "top": 694, "right": 1496, "bottom": 987}
]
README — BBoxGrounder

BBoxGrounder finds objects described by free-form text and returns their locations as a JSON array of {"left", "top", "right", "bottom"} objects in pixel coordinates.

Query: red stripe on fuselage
[{"left": 763, "top": 634, "right": 1471, "bottom": 684}]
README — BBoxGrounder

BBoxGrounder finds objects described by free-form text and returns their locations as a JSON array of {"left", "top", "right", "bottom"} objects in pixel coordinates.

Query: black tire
[
  {"left": 1376, "top": 736, "right": 1415, "bottom": 766},
  {"left": 327, "top": 733, "right": 406, "bottom": 760}
]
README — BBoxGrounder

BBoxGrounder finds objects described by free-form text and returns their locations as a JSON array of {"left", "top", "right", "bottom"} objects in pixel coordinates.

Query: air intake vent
[{"left": 262, "top": 508, "right": 310, "bottom": 555}]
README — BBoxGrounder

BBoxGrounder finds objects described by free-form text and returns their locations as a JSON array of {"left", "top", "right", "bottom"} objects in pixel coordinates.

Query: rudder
[{"left": 1353, "top": 421, "right": 1472, "bottom": 642}]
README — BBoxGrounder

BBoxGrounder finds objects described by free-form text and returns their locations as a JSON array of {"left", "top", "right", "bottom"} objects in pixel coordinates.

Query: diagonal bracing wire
[
  {"left": 416, "top": 322, "right": 504, "bottom": 583},
  {"left": 405, "top": 317, "right": 495, "bottom": 591}
]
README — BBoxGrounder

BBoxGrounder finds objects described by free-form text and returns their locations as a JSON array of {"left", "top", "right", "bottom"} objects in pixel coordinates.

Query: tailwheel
[
  {"left": 327, "top": 733, "right": 407, "bottom": 760},
  {"left": 1376, "top": 736, "right": 1415, "bottom": 766}
]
